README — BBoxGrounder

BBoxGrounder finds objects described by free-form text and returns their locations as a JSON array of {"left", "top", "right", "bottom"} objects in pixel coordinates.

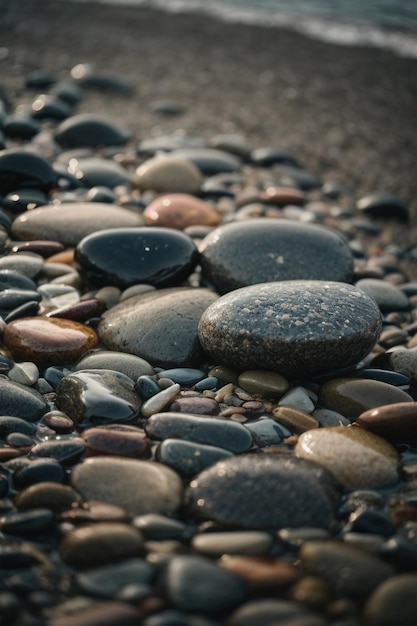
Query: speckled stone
[
  {"left": 200, "top": 219, "right": 354, "bottom": 294},
  {"left": 295, "top": 426, "right": 401, "bottom": 488},
  {"left": 99, "top": 288, "right": 218, "bottom": 368},
  {"left": 319, "top": 377, "right": 413, "bottom": 418},
  {"left": 56, "top": 369, "right": 142, "bottom": 429},
  {"left": 198, "top": 281, "right": 382, "bottom": 379},
  {"left": 71, "top": 457, "right": 183, "bottom": 516},
  {"left": 143, "top": 193, "right": 220, "bottom": 229},
  {"left": 186, "top": 454, "right": 336, "bottom": 530},
  {"left": 387, "top": 347, "right": 417, "bottom": 381},
  {"left": 134, "top": 154, "right": 203, "bottom": 194},
  {"left": 3, "top": 317, "right": 98, "bottom": 367},
  {"left": 12, "top": 202, "right": 142, "bottom": 247}
]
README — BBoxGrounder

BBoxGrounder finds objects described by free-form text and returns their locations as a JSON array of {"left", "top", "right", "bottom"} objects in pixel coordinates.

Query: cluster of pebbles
[{"left": 0, "top": 65, "right": 416, "bottom": 626}]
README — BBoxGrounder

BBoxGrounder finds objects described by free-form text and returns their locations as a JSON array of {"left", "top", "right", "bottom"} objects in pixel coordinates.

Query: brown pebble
[
  {"left": 220, "top": 555, "right": 298, "bottom": 589},
  {"left": 355, "top": 402, "right": 417, "bottom": 441},
  {"left": 41, "top": 411, "right": 74, "bottom": 434},
  {"left": 82, "top": 426, "right": 151, "bottom": 458},
  {"left": 59, "top": 522, "right": 143, "bottom": 568},
  {"left": 45, "top": 248, "right": 75, "bottom": 265},
  {"left": 272, "top": 406, "right": 320, "bottom": 434},
  {"left": 15, "top": 481, "right": 82, "bottom": 513},
  {"left": 290, "top": 576, "right": 334, "bottom": 611},
  {"left": 221, "top": 406, "right": 247, "bottom": 417},
  {"left": 408, "top": 334, "right": 417, "bottom": 348},
  {"left": 46, "top": 298, "right": 106, "bottom": 322},
  {"left": 169, "top": 396, "right": 219, "bottom": 415},
  {"left": 10, "top": 240, "right": 66, "bottom": 258},
  {"left": 3, "top": 316, "right": 98, "bottom": 366},
  {"left": 261, "top": 186, "right": 306, "bottom": 206},
  {"left": 0, "top": 448, "right": 26, "bottom": 462},
  {"left": 379, "top": 327, "right": 409, "bottom": 348},
  {"left": 143, "top": 193, "right": 220, "bottom": 229}
]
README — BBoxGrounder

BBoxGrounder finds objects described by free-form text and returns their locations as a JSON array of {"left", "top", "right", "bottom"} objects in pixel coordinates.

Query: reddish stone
[
  {"left": 143, "top": 193, "right": 220, "bottom": 229},
  {"left": 82, "top": 426, "right": 151, "bottom": 458},
  {"left": 355, "top": 402, "right": 417, "bottom": 441},
  {"left": 272, "top": 406, "right": 319, "bottom": 434},
  {"left": 261, "top": 186, "right": 306, "bottom": 206},
  {"left": 220, "top": 555, "right": 298, "bottom": 589},
  {"left": 45, "top": 248, "right": 75, "bottom": 265},
  {"left": 3, "top": 316, "right": 98, "bottom": 366},
  {"left": 169, "top": 396, "right": 220, "bottom": 415},
  {"left": 47, "top": 298, "right": 106, "bottom": 322}
]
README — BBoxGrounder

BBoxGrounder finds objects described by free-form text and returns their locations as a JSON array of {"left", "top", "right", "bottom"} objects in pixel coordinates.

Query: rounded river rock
[
  {"left": 186, "top": 454, "right": 337, "bottom": 530},
  {"left": 200, "top": 219, "right": 354, "bottom": 294},
  {"left": 198, "top": 281, "right": 382, "bottom": 379}
]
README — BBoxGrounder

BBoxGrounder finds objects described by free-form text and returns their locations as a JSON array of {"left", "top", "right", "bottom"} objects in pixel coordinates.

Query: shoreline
[{"left": 2, "top": 0, "right": 417, "bottom": 229}]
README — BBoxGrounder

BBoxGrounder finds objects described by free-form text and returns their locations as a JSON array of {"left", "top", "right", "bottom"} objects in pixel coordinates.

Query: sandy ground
[{"left": 1, "top": 0, "right": 417, "bottom": 235}]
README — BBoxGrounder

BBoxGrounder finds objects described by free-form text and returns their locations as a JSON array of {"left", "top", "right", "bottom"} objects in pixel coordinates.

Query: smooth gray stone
[
  {"left": 355, "top": 278, "right": 410, "bottom": 313},
  {"left": 75, "top": 350, "right": 155, "bottom": 380},
  {"left": 0, "top": 377, "right": 49, "bottom": 422}
]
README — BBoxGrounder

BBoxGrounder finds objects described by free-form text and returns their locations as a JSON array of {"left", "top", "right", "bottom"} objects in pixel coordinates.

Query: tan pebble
[
  {"left": 355, "top": 401, "right": 417, "bottom": 441},
  {"left": 45, "top": 249, "right": 75, "bottom": 265},
  {"left": 143, "top": 193, "right": 220, "bottom": 229},
  {"left": 237, "top": 370, "right": 289, "bottom": 397},
  {"left": 295, "top": 426, "right": 401, "bottom": 488},
  {"left": 272, "top": 406, "right": 319, "bottom": 434},
  {"left": 379, "top": 327, "right": 409, "bottom": 348},
  {"left": 192, "top": 531, "right": 272, "bottom": 557},
  {"left": 408, "top": 334, "right": 417, "bottom": 348},
  {"left": 214, "top": 382, "right": 234, "bottom": 402},
  {"left": 319, "top": 377, "right": 413, "bottom": 418},
  {"left": 134, "top": 155, "right": 203, "bottom": 194},
  {"left": 220, "top": 555, "right": 298, "bottom": 589}
]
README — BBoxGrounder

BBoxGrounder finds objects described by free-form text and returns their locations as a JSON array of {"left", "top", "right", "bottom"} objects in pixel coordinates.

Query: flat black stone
[
  {"left": 67, "top": 157, "right": 132, "bottom": 189},
  {"left": 356, "top": 192, "right": 409, "bottom": 222},
  {"left": 3, "top": 115, "right": 41, "bottom": 140},
  {"left": 200, "top": 219, "right": 354, "bottom": 294},
  {"left": 75, "top": 227, "right": 199, "bottom": 289},
  {"left": 55, "top": 113, "right": 131, "bottom": 148},
  {"left": 250, "top": 147, "right": 301, "bottom": 168},
  {"left": 171, "top": 148, "right": 241, "bottom": 175},
  {"left": 0, "top": 148, "right": 57, "bottom": 194}
]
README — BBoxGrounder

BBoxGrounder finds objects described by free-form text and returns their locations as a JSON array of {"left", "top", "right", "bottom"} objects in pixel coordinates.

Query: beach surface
[{"left": 2, "top": 0, "right": 417, "bottom": 229}]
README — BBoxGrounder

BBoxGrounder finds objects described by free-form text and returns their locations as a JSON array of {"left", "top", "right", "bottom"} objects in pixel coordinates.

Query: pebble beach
[{"left": 0, "top": 1, "right": 417, "bottom": 625}]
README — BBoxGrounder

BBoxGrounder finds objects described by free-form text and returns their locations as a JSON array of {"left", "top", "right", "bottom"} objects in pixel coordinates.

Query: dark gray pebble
[
  {"left": 0, "top": 509, "right": 55, "bottom": 536},
  {"left": 156, "top": 438, "right": 233, "bottom": 477},
  {"left": 200, "top": 219, "right": 354, "bottom": 294},
  {"left": 165, "top": 554, "right": 246, "bottom": 614},
  {"left": 75, "top": 558, "right": 154, "bottom": 599},
  {"left": 145, "top": 412, "right": 253, "bottom": 453},
  {"left": 156, "top": 368, "right": 206, "bottom": 386},
  {"left": 186, "top": 454, "right": 337, "bottom": 530},
  {"left": 0, "top": 148, "right": 57, "bottom": 194},
  {"left": 356, "top": 192, "right": 409, "bottom": 222},
  {"left": 13, "top": 459, "right": 66, "bottom": 489},
  {"left": 171, "top": 147, "right": 241, "bottom": 175},
  {"left": 0, "top": 378, "right": 49, "bottom": 422},
  {"left": 355, "top": 278, "right": 410, "bottom": 313},
  {"left": 56, "top": 369, "right": 141, "bottom": 430},
  {"left": 55, "top": 113, "right": 131, "bottom": 148},
  {"left": 29, "top": 439, "right": 85, "bottom": 465}
]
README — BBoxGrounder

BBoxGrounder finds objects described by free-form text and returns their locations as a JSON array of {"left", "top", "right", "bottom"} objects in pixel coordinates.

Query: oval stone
[
  {"left": 143, "top": 193, "right": 220, "bottom": 229},
  {"left": 186, "top": 454, "right": 336, "bottom": 530},
  {"left": 295, "top": 426, "right": 401, "bottom": 488},
  {"left": 99, "top": 288, "right": 218, "bottom": 368},
  {"left": 134, "top": 154, "right": 203, "bottom": 194},
  {"left": 319, "top": 378, "right": 413, "bottom": 419},
  {"left": 355, "top": 402, "right": 417, "bottom": 441},
  {"left": 71, "top": 457, "right": 183, "bottom": 516},
  {"left": 75, "top": 227, "right": 199, "bottom": 289},
  {"left": 198, "top": 281, "right": 382, "bottom": 379},
  {"left": 56, "top": 369, "right": 142, "bottom": 429},
  {"left": 200, "top": 219, "right": 354, "bottom": 294},
  {"left": 0, "top": 148, "right": 57, "bottom": 194},
  {"left": 55, "top": 113, "right": 131, "bottom": 148},
  {"left": 0, "top": 378, "right": 49, "bottom": 422},
  {"left": 3, "top": 317, "right": 98, "bottom": 367},
  {"left": 12, "top": 203, "right": 143, "bottom": 247},
  {"left": 75, "top": 350, "right": 154, "bottom": 380}
]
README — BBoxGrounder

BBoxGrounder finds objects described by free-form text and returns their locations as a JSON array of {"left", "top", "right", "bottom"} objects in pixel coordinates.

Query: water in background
[{"left": 64, "top": 0, "right": 417, "bottom": 59}]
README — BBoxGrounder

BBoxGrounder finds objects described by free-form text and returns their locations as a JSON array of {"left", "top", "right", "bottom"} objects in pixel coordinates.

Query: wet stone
[
  {"left": 75, "top": 350, "right": 154, "bottom": 380},
  {"left": 66, "top": 156, "right": 132, "bottom": 188},
  {"left": 145, "top": 412, "right": 253, "bottom": 453},
  {"left": 47, "top": 298, "right": 106, "bottom": 323},
  {"left": 192, "top": 532, "right": 272, "bottom": 558},
  {"left": 143, "top": 193, "right": 220, "bottom": 229},
  {"left": 0, "top": 378, "right": 49, "bottom": 422},
  {"left": 75, "top": 558, "right": 154, "bottom": 599},
  {"left": 0, "top": 270, "right": 37, "bottom": 291},
  {"left": 12, "top": 459, "right": 66, "bottom": 489},
  {"left": 75, "top": 227, "right": 199, "bottom": 289},
  {"left": 200, "top": 219, "right": 354, "bottom": 294},
  {"left": 319, "top": 377, "right": 413, "bottom": 419},
  {"left": 165, "top": 554, "right": 246, "bottom": 614},
  {"left": 295, "top": 426, "right": 401, "bottom": 488},
  {"left": 55, "top": 113, "right": 131, "bottom": 148},
  {"left": 355, "top": 278, "right": 410, "bottom": 313},
  {"left": 134, "top": 154, "right": 203, "bottom": 194},
  {"left": 140, "top": 383, "right": 180, "bottom": 418},
  {"left": 133, "top": 513, "right": 192, "bottom": 541},
  {"left": 71, "top": 457, "right": 183, "bottom": 516},
  {"left": 272, "top": 407, "right": 319, "bottom": 434},
  {"left": 355, "top": 402, "right": 417, "bottom": 441},
  {"left": 3, "top": 317, "right": 98, "bottom": 367},
  {"left": 157, "top": 368, "right": 206, "bottom": 386},
  {"left": 300, "top": 540, "right": 394, "bottom": 603},
  {"left": 156, "top": 438, "right": 233, "bottom": 477},
  {"left": 82, "top": 425, "right": 151, "bottom": 458},
  {"left": 0, "top": 148, "right": 57, "bottom": 194},
  {"left": 12, "top": 202, "right": 142, "bottom": 247},
  {"left": 55, "top": 369, "right": 142, "bottom": 430},
  {"left": 29, "top": 438, "right": 85, "bottom": 465},
  {"left": 0, "top": 416, "right": 36, "bottom": 437},
  {"left": 99, "top": 288, "right": 218, "bottom": 368},
  {"left": 59, "top": 522, "right": 143, "bottom": 569},
  {"left": 244, "top": 417, "right": 288, "bottom": 446},
  {"left": 198, "top": 281, "right": 382, "bottom": 379},
  {"left": 237, "top": 370, "right": 289, "bottom": 398},
  {"left": 186, "top": 454, "right": 337, "bottom": 530}
]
